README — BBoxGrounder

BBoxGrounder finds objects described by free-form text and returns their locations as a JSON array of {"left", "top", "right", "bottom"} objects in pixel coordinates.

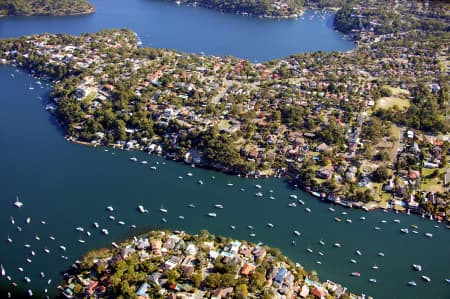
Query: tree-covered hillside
[{"left": 0, "top": 0, "right": 94, "bottom": 16}]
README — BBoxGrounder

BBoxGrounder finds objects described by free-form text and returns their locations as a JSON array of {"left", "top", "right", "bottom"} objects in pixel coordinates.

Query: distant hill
[{"left": 0, "top": 0, "right": 95, "bottom": 16}]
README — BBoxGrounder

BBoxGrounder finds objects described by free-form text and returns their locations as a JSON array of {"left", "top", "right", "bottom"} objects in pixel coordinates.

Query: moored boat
[
  {"left": 412, "top": 264, "right": 422, "bottom": 271},
  {"left": 408, "top": 281, "right": 417, "bottom": 286},
  {"left": 369, "top": 278, "right": 377, "bottom": 283},
  {"left": 207, "top": 213, "right": 217, "bottom": 218},
  {"left": 351, "top": 272, "right": 361, "bottom": 277},
  {"left": 14, "top": 196, "right": 23, "bottom": 208},
  {"left": 293, "top": 230, "right": 301, "bottom": 236},
  {"left": 421, "top": 275, "right": 431, "bottom": 282}
]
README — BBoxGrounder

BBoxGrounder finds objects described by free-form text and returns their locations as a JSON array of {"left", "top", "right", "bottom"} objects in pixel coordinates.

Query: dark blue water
[
  {"left": 0, "top": 0, "right": 353, "bottom": 61},
  {"left": 0, "top": 1, "right": 448, "bottom": 298}
]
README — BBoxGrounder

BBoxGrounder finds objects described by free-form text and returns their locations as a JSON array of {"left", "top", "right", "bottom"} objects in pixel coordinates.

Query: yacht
[
  {"left": 306, "top": 248, "right": 313, "bottom": 253},
  {"left": 421, "top": 275, "right": 431, "bottom": 282},
  {"left": 138, "top": 205, "right": 148, "bottom": 213},
  {"left": 198, "top": 180, "right": 203, "bottom": 185},
  {"left": 305, "top": 207, "right": 312, "bottom": 213},
  {"left": 350, "top": 259, "right": 357, "bottom": 264},
  {"left": 188, "top": 203, "right": 196, "bottom": 208},
  {"left": 118, "top": 221, "right": 125, "bottom": 225},
  {"left": 408, "top": 281, "right": 417, "bottom": 286},
  {"left": 1, "top": 264, "right": 5, "bottom": 276},
  {"left": 230, "top": 225, "right": 236, "bottom": 230},
  {"left": 351, "top": 272, "right": 361, "bottom": 277},
  {"left": 108, "top": 215, "right": 115, "bottom": 221},
  {"left": 14, "top": 196, "right": 24, "bottom": 208},
  {"left": 377, "top": 252, "right": 385, "bottom": 257},
  {"left": 78, "top": 239, "right": 85, "bottom": 244},
  {"left": 59, "top": 245, "right": 66, "bottom": 251},
  {"left": 393, "top": 219, "right": 400, "bottom": 223},
  {"left": 412, "top": 264, "right": 422, "bottom": 271},
  {"left": 10, "top": 216, "right": 15, "bottom": 225},
  {"left": 289, "top": 194, "right": 298, "bottom": 199},
  {"left": 356, "top": 250, "right": 362, "bottom": 256},
  {"left": 255, "top": 192, "right": 263, "bottom": 197},
  {"left": 401, "top": 228, "right": 409, "bottom": 234},
  {"left": 288, "top": 202, "right": 297, "bottom": 208},
  {"left": 369, "top": 278, "right": 377, "bottom": 283},
  {"left": 333, "top": 243, "right": 341, "bottom": 248},
  {"left": 214, "top": 204, "right": 224, "bottom": 209},
  {"left": 207, "top": 213, "right": 217, "bottom": 218},
  {"left": 178, "top": 215, "right": 184, "bottom": 220},
  {"left": 293, "top": 230, "right": 301, "bottom": 236},
  {"left": 93, "top": 222, "right": 99, "bottom": 228},
  {"left": 75, "top": 227, "right": 84, "bottom": 232},
  {"left": 101, "top": 229, "right": 109, "bottom": 235},
  {"left": 371, "top": 265, "right": 379, "bottom": 270},
  {"left": 106, "top": 206, "right": 114, "bottom": 212},
  {"left": 129, "top": 157, "right": 138, "bottom": 162},
  {"left": 267, "top": 223, "right": 274, "bottom": 228},
  {"left": 255, "top": 184, "right": 262, "bottom": 189},
  {"left": 328, "top": 207, "right": 335, "bottom": 212},
  {"left": 425, "top": 232, "right": 433, "bottom": 238},
  {"left": 160, "top": 205, "right": 168, "bottom": 213}
]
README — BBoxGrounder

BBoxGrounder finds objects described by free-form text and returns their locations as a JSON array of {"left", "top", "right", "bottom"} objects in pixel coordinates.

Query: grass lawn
[
  {"left": 421, "top": 168, "right": 445, "bottom": 192},
  {"left": 376, "top": 96, "right": 410, "bottom": 110}
]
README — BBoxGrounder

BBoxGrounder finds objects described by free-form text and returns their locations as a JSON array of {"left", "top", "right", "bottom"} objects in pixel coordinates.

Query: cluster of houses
[{"left": 59, "top": 230, "right": 364, "bottom": 299}]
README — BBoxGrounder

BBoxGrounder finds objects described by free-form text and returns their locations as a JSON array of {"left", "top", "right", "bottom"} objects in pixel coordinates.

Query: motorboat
[
  {"left": 44, "top": 248, "right": 50, "bottom": 254},
  {"left": 10, "top": 216, "right": 15, "bottom": 225},
  {"left": 14, "top": 196, "right": 23, "bottom": 208},
  {"left": 227, "top": 183, "right": 233, "bottom": 186},
  {"left": 24, "top": 276, "right": 31, "bottom": 283},
  {"left": 230, "top": 225, "right": 236, "bottom": 230},
  {"left": 319, "top": 240, "right": 325, "bottom": 246},
  {"left": 360, "top": 216, "right": 366, "bottom": 220},
  {"left": 188, "top": 203, "right": 195, "bottom": 208},
  {"left": 140, "top": 160, "right": 148, "bottom": 165},
  {"left": 59, "top": 245, "right": 66, "bottom": 251},
  {"left": 138, "top": 205, "right": 148, "bottom": 213},
  {"left": 248, "top": 225, "right": 254, "bottom": 230},
  {"left": 160, "top": 206, "right": 168, "bottom": 213},
  {"left": 377, "top": 252, "right": 385, "bottom": 257},
  {"left": 93, "top": 222, "right": 99, "bottom": 228},
  {"left": 101, "top": 229, "right": 109, "bottom": 235},
  {"left": 425, "top": 232, "right": 433, "bottom": 238},
  {"left": 316, "top": 261, "right": 322, "bottom": 265},
  {"left": 356, "top": 250, "right": 362, "bottom": 256},
  {"left": 255, "top": 192, "right": 263, "bottom": 197},
  {"left": 207, "top": 213, "right": 217, "bottom": 218},
  {"left": 7, "top": 236, "right": 12, "bottom": 243},
  {"left": 346, "top": 219, "right": 352, "bottom": 223},
  {"left": 288, "top": 202, "right": 297, "bottom": 208},
  {"left": 328, "top": 207, "right": 335, "bottom": 212},
  {"left": 129, "top": 157, "right": 138, "bottom": 162},
  {"left": 334, "top": 217, "right": 342, "bottom": 222},
  {"left": 374, "top": 226, "right": 381, "bottom": 230},
  {"left": 412, "top": 264, "right": 422, "bottom": 271},
  {"left": 178, "top": 216, "right": 184, "bottom": 220},
  {"left": 298, "top": 199, "right": 305, "bottom": 205},
  {"left": 408, "top": 281, "right": 417, "bottom": 286},
  {"left": 118, "top": 221, "right": 125, "bottom": 225},
  {"left": 49, "top": 236, "right": 55, "bottom": 240},
  {"left": 161, "top": 217, "right": 167, "bottom": 223},
  {"left": 350, "top": 259, "right": 357, "bottom": 264},
  {"left": 75, "top": 227, "right": 84, "bottom": 232},
  {"left": 306, "top": 248, "right": 313, "bottom": 253},
  {"left": 1, "top": 264, "right": 5, "bottom": 276},
  {"left": 112, "top": 242, "right": 119, "bottom": 248},
  {"left": 198, "top": 180, "right": 203, "bottom": 185},
  {"left": 334, "top": 243, "right": 341, "bottom": 248},
  {"left": 106, "top": 206, "right": 114, "bottom": 212},
  {"left": 25, "top": 217, "right": 31, "bottom": 224},
  {"left": 186, "top": 172, "right": 193, "bottom": 176},
  {"left": 371, "top": 265, "right": 379, "bottom": 270},
  {"left": 421, "top": 275, "right": 431, "bottom": 282},
  {"left": 293, "top": 230, "right": 301, "bottom": 236},
  {"left": 108, "top": 215, "right": 115, "bottom": 221},
  {"left": 249, "top": 233, "right": 256, "bottom": 237},
  {"left": 290, "top": 194, "right": 298, "bottom": 199},
  {"left": 305, "top": 208, "right": 311, "bottom": 212},
  {"left": 369, "top": 278, "right": 377, "bottom": 283},
  {"left": 393, "top": 219, "right": 400, "bottom": 223},
  {"left": 214, "top": 204, "right": 224, "bottom": 209},
  {"left": 351, "top": 272, "right": 361, "bottom": 277},
  {"left": 267, "top": 223, "right": 274, "bottom": 228},
  {"left": 401, "top": 228, "right": 409, "bottom": 234},
  {"left": 150, "top": 166, "right": 157, "bottom": 170},
  {"left": 255, "top": 184, "right": 262, "bottom": 189},
  {"left": 78, "top": 239, "right": 85, "bottom": 244}
]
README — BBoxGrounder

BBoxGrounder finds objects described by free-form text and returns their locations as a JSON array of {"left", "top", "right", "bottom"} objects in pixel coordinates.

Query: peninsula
[
  {"left": 58, "top": 229, "right": 360, "bottom": 298},
  {"left": 0, "top": 0, "right": 448, "bottom": 222},
  {"left": 166, "top": 0, "right": 304, "bottom": 18},
  {"left": 0, "top": 0, "right": 95, "bottom": 17}
]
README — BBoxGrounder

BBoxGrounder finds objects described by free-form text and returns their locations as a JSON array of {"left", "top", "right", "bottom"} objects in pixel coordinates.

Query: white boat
[
  {"left": 350, "top": 259, "right": 357, "bottom": 264},
  {"left": 328, "top": 207, "right": 335, "bottom": 212},
  {"left": 35, "top": 235, "right": 40, "bottom": 241},
  {"left": 40, "top": 272, "right": 45, "bottom": 278},
  {"left": 106, "top": 206, "right": 114, "bottom": 212},
  {"left": 267, "top": 223, "right": 274, "bottom": 228},
  {"left": 377, "top": 252, "right": 385, "bottom": 257},
  {"left": 408, "top": 281, "right": 417, "bottom": 286},
  {"left": 17, "top": 226, "right": 22, "bottom": 232},
  {"left": 248, "top": 225, "right": 254, "bottom": 229},
  {"left": 269, "top": 196, "right": 275, "bottom": 200},
  {"left": 401, "top": 228, "right": 409, "bottom": 234},
  {"left": 371, "top": 265, "right": 379, "bottom": 270},
  {"left": 101, "top": 229, "right": 109, "bottom": 235},
  {"left": 108, "top": 215, "right": 115, "bottom": 221},
  {"left": 255, "top": 184, "right": 262, "bottom": 189},
  {"left": 289, "top": 194, "right": 298, "bottom": 199},
  {"left": 49, "top": 236, "right": 55, "bottom": 240},
  {"left": 369, "top": 278, "right": 377, "bottom": 283},
  {"left": 78, "top": 239, "right": 85, "bottom": 244},
  {"left": 129, "top": 157, "right": 138, "bottom": 162},
  {"left": 341, "top": 211, "right": 347, "bottom": 215},
  {"left": 412, "top": 230, "right": 419, "bottom": 234},
  {"left": 178, "top": 176, "right": 183, "bottom": 179},
  {"left": 7, "top": 235, "right": 12, "bottom": 243},
  {"left": 24, "top": 244, "right": 31, "bottom": 248},
  {"left": 178, "top": 215, "right": 184, "bottom": 220},
  {"left": 249, "top": 233, "right": 256, "bottom": 237},
  {"left": 334, "top": 243, "right": 341, "bottom": 248},
  {"left": 1, "top": 264, "right": 5, "bottom": 276},
  {"left": 186, "top": 172, "right": 193, "bottom": 176},
  {"left": 227, "top": 183, "right": 233, "bottom": 186},
  {"left": 138, "top": 205, "right": 148, "bottom": 213},
  {"left": 356, "top": 250, "right": 362, "bottom": 256},
  {"left": 41, "top": 220, "right": 46, "bottom": 225},
  {"left": 27, "top": 289, "right": 33, "bottom": 297},
  {"left": 44, "top": 248, "right": 50, "bottom": 254},
  {"left": 393, "top": 219, "right": 400, "bottom": 223},
  {"left": 306, "top": 248, "right": 313, "bottom": 253},
  {"left": 316, "top": 261, "right": 322, "bottom": 265},
  {"left": 59, "top": 245, "right": 66, "bottom": 251},
  {"left": 298, "top": 199, "right": 305, "bottom": 205},
  {"left": 18, "top": 267, "right": 24, "bottom": 272},
  {"left": 86, "top": 231, "right": 91, "bottom": 236},
  {"left": 150, "top": 166, "right": 157, "bottom": 170},
  {"left": 381, "top": 220, "right": 387, "bottom": 223},
  {"left": 93, "top": 222, "right": 99, "bottom": 228},
  {"left": 374, "top": 226, "right": 381, "bottom": 230},
  {"left": 25, "top": 217, "right": 31, "bottom": 224},
  {"left": 208, "top": 213, "right": 217, "bottom": 218},
  {"left": 425, "top": 232, "right": 433, "bottom": 238},
  {"left": 214, "top": 204, "right": 224, "bottom": 209},
  {"left": 198, "top": 180, "right": 203, "bottom": 185},
  {"left": 240, "top": 188, "right": 245, "bottom": 191},
  {"left": 26, "top": 258, "right": 32, "bottom": 263},
  {"left": 288, "top": 202, "right": 297, "bottom": 208},
  {"left": 48, "top": 279, "right": 52, "bottom": 285},
  {"left": 230, "top": 225, "right": 236, "bottom": 230},
  {"left": 305, "top": 207, "right": 311, "bottom": 212},
  {"left": 160, "top": 205, "right": 168, "bottom": 213},
  {"left": 14, "top": 196, "right": 24, "bottom": 208},
  {"left": 318, "top": 251, "right": 324, "bottom": 256},
  {"left": 118, "top": 221, "right": 125, "bottom": 225},
  {"left": 140, "top": 160, "right": 148, "bottom": 165},
  {"left": 255, "top": 192, "right": 263, "bottom": 197},
  {"left": 112, "top": 242, "right": 119, "bottom": 248},
  {"left": 10, "top": 216, "right": 15, "bottom": 225},
  {"left": 311, "top": 191, "right": 321, "bottom": 198},
  {"left": 24, "top": 276, "right": 31, "bottom": 283},
  {"left": 75, "top": 227, "right": 84, "bottom": 232},
  {"left": 293, "top": 230, "right": 301, "bottom": 236},
  {"left": 360, "top": 216, "right": 366, "bottom": 220},
  {"left": 346, "top": 219, "right": 352, "bottom": 223},
  {"left": 319, "top": 239, "right": 325, "bottom": 245},
  {"left": 188, "top": 203, "right": 195, "bottom": 208},
  {"left": 292, "top": 240, "right": 296, "bottom": 245}
]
